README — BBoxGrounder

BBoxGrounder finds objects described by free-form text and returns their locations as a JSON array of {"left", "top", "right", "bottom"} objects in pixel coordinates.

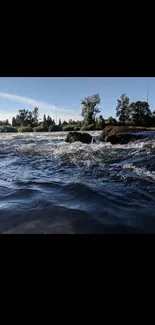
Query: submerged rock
[
  {"left": 105, "top": 133, "right": 146, "bottom": 144},
  {"left": 65, "top": 132, "right": 92, "bottom": 144}
]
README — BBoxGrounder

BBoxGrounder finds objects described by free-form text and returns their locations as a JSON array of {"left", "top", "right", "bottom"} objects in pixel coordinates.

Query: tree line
[
  {"left": 116, "top": 94, "right": 155, "bottom": 126},
  {"left": 0, "top": 93, "right": 155, "bottom": 132},
  {"left": 80, "top": 93, "right": 155, "bottom": 127}
]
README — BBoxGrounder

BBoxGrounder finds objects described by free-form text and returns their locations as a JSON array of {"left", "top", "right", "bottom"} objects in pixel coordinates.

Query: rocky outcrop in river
[
  {"left": 105, "top": 133, "right": 146, "bottom": 144},
  {"left": 100, "top": 126, "right": 152, "bottom": 144},
  {"left": 65, "top": 131, "right": 92, "bottom": 144}
]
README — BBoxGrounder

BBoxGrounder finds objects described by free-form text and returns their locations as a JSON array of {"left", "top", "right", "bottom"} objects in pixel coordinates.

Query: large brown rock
[
  {"left": 65, "top": 131, "right": 92, "bottom": 144},
  {"left": 100, "top": 126, "right": 149, "bottom": 142},
  {"left": 105, "top": 133, "right": 146, "bottom": 144}
]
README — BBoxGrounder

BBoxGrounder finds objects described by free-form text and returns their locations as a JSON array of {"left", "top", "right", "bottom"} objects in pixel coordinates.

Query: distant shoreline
[{"left": 1, "top": 125, "right": 155, "bottom": 134}]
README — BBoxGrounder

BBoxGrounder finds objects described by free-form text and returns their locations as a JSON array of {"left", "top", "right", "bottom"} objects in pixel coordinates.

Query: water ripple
[{"left": 0, "top": 131, "right": 155, "bottom": 233}]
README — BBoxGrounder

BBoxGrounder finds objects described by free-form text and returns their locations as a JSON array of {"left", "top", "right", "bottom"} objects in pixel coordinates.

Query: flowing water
[{"left": 1, "top": 131, "right": 155, "bottom": 233}]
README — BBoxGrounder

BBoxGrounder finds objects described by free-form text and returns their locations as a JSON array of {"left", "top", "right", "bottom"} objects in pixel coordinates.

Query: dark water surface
[{"left": 1, "top": 131, "right": 155, "bottom": 233}]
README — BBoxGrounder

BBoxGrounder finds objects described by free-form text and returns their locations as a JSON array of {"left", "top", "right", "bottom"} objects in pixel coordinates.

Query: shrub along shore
[
  {"left": 0, "top": 124, "right": 112, "bottom": 133},
  {"left": 0, "top": 124, "right": 96, "bottom": 133},
  {"left": 1, "top": 124, "right": 155, "bottom": 133}
]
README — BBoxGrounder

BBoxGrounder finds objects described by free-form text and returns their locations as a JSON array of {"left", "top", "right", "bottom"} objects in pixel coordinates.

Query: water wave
[{"left": 0, "top": 131, "right": 155, "bottom": 233}]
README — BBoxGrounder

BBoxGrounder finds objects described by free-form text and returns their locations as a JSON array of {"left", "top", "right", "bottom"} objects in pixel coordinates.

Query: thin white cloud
[
  {"left": 0, "top": 92, "right": 82, "bottom": 123},
  {"left": 0, "top": 92, "right": 76, "bottom": 115}
]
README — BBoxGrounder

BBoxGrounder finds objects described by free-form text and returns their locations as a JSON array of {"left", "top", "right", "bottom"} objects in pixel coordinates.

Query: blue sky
[{"left": 0, "top": 77, "right": 154, "bottom": 123}]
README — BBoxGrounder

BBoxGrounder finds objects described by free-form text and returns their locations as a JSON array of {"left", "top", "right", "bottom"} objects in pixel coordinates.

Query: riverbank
[{"left": 1, "top": 125, "right": 155, "bottom": 134}]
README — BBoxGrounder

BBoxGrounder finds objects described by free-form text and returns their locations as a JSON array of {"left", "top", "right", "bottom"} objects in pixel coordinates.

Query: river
[{"left": 0, "top": 131, "right": 155, "bottom": 233}]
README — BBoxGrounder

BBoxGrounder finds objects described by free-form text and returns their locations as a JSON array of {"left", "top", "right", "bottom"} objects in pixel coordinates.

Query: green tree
[
  {"left": 95, "top": 115, "right": 105, "bottom": 129},
  {"left": 107, "top": 116, "right": 117, "bottom": 125},
  {"left": 46, "top": 115, "right": 53, "bottom": 127},
  {"left": 25, "top": 111, "right": 34, "bottom": 126},
  {"left": 59, "top": 118, "right": 61, "bottom": 125},
  {"left": 98, "top": 115, "right": 105, "bottom": 127},
  {"left": 129, "top": 101, "right": 152, "bottom": 126},
  {"left": 32, "top": 107, "right": 39, "bottom": 126},
  {"left": 15, "top": 114, "right": 21, "bottom": 126},
  {"left": 48, "top": 124, "right": 61, "bottom": 132},
  {"left": 77, "top": 120, "right": 83, "bottom": 127},
  {"left": 17, "top": 109, "right": 30, "bottom": 126},
  {"left": 42, "top": 114, "right": 47, "bottom": 127},
  {"left": 81, "top": 93, "right": 101, "bottom": 125},
  {"left": 62, "top": 120, "right": 68, "bottom": 126},
  {"left": 2, "top": 119, "right": 10, "bottom": 126},
  {"left": 12, "top": 117, "right": 16, "bottom": 127},
  {"left": 150, "top": 110, "right": 155, "bottom": 126},
  {"left": 116, "top": 94, "right": 130, "bottom": 123}
]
